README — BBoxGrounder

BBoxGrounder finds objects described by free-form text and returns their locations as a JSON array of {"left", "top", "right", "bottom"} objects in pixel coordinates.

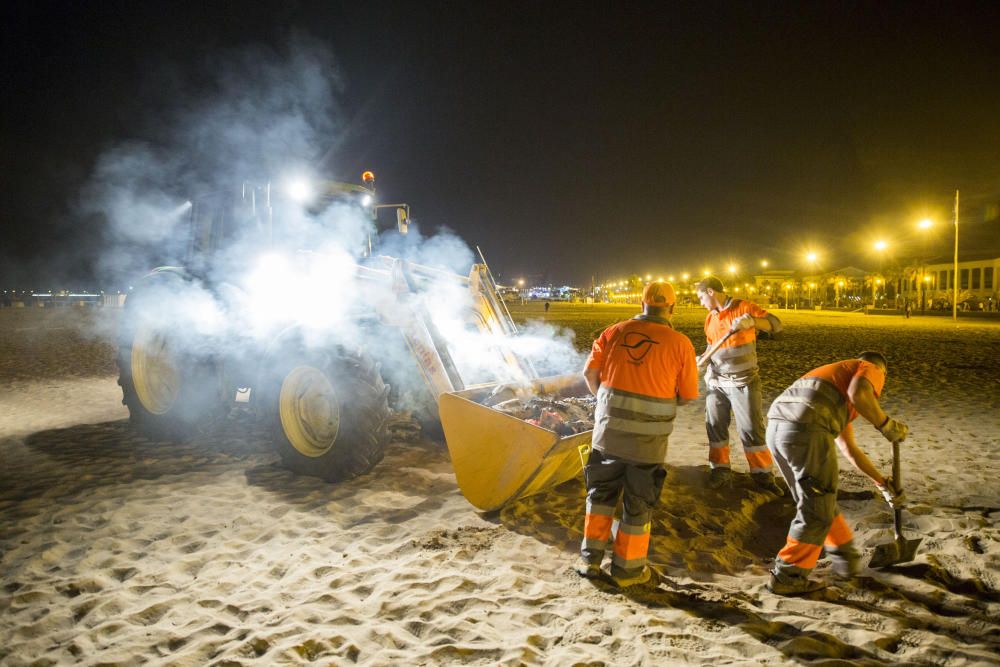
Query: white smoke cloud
[{"left": 76, "top": 35, "right": 584, "bottom": 428}]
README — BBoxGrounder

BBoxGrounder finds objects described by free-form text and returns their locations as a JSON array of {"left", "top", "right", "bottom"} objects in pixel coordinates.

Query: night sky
[{"left": 3, "top": 1, "right": 999, "bottom": 288}]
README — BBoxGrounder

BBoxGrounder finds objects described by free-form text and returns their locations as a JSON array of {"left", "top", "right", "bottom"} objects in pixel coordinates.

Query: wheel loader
[{"left": 117, "top": 172, "right": 592, "bottom": 511}]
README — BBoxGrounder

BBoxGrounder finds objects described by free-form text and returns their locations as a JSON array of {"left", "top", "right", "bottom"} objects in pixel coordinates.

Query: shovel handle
[
  {"left": 698, "top": 329, "right": 737, "bottom": 368},
  {"left": 891, "top": 440, "right": 904, "bottom": 540},
  {"left": 891, "top": 440, "right": 901, "bottom": 491}
]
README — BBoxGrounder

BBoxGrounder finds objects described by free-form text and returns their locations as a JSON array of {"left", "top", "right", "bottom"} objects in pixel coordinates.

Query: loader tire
[
  {"left": 262, "top": 347, "right": 391, "bottom": 482},
  {"left": 117, "top": 269, "right": 224, "bottom": 441}
]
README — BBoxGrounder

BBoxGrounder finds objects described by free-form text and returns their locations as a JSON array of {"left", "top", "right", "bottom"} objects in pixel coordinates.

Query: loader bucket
[{"left": 439, "top": 373, "right": 592, "bottom": 512}]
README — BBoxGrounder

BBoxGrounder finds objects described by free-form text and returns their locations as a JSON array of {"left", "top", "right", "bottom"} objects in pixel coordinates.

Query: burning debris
[{"left": 489, "top": 395, "right": 595, "bottom": 436}]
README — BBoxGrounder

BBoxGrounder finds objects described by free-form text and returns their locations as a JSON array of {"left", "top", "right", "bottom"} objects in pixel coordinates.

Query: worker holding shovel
[
  {"left": 764, "top": 352, "right": 908, "bottom": 595},
  {"left": 695, "top": 276, "right": 785, "bottom": 494}
]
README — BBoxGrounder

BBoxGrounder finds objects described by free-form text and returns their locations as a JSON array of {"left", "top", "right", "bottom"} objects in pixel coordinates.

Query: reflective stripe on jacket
[
  {"left": 593, "top": 385, "right": 678, "bottom": 464},
  {"left": 767, "top": 377, "right": 851, "bottom": 435},
  {"left": 705, "top": 298, "right": 770, "bottom": 385},
  {"left": 711, "top": 341, "right": 758, "bottom": 383}
]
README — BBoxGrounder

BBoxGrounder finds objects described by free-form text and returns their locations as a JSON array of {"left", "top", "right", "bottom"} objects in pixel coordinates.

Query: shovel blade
[{"left": 869, "top": 536, "right": 922, "bottom": 569}]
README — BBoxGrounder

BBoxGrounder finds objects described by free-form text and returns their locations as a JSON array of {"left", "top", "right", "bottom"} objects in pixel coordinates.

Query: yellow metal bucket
[{"left": 439, "top": 373, "right": 593, "bottom": 512}]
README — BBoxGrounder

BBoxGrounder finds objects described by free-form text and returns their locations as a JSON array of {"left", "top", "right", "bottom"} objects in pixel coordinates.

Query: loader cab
[{"left": 185, "top": 171, "right": 409, "bottom": 269}]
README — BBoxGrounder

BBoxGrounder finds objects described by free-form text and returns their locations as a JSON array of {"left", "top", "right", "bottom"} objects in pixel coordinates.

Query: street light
[
  {"left": 953, "top": 190, "right": 960, "bottom": 321},
  {"left": 871, "top": 241, "right": 888, "bottom": 310},
  {"left": 783, "top": 283, "right": 791, "bottom": 309},
  {"left": 803, "top": 252, "right": 819, "bottom": 306},
  {"left": 760, "top": 259, "right": 769, "bottom": 268},
  {"left": 916, "top": 220, "right": 934, "bottom": 315}
]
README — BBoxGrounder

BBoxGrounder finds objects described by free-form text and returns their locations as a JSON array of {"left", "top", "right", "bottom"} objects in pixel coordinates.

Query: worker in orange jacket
[
  {"left": 695, "top": 276, "right": 784, "bottom": 494},
  {"left": 579, "top": 281, "right": 699, "bottom": 587},
  {"left": 766, "top": 352, "right": 908, "bottom": 595}
]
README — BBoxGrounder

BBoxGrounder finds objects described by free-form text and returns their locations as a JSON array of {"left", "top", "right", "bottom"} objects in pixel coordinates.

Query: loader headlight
[{"left": 283, "top": 177, "right": 314, "bottom": 203}]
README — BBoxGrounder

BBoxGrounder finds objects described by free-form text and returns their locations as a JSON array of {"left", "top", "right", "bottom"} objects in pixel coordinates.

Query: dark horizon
[{"left": 3, "top": 1, "right": 999, "bottom": 288}]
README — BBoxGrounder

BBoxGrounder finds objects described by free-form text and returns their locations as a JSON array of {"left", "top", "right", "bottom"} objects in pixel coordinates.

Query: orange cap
[{"left": 642, "top": 281, "right": 676, "bottom": 306}]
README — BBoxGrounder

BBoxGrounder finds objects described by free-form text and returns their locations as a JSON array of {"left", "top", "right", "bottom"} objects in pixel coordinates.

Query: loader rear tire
[
  {"left": 117, "top": 269, "right": 224, "bottom": 441},
  {"left": 262, "top": 347, "right": 391, "bottom": 482}
]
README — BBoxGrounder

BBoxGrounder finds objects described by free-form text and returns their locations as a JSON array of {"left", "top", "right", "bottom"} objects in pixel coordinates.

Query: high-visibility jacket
[
  {"left": 768, "top": 360, "right": 886, "bottom": 435},
  {"left": 704, "top": 298, "right": 775, "bottom": 386},
  {"left": 586, "top": 314, "right": 699, "bottom": 464}
]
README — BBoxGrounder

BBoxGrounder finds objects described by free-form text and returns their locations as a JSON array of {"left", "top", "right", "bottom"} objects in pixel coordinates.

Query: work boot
[
  {"left": 766, "top": 572, "right": 826, "bottom": 596},
  {"left": 752, "top": 473, "right": 785, "bottom": 496},
  {"left": 574, "top": 557, "right": 603, "bottom": 579},
  {"left": 707, "top": 467, "right": 733, "bottom": 489},
  {"left": 611, "top": 566, "right": 653, "bottom": 588}
]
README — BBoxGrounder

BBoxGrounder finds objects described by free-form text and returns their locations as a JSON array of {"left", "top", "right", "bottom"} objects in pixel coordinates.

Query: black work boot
[
  {"left": 767, "top": 571, "right": 826, "bottom": 596},
  {"left": 610, "top": 566, "right": 654, "bottom": 588},
  {"left": 752, "top": 473, "right": 785, "bottom": 496},
  {"left": 707, "top": 467, "right": 733, "bottom": 489},
  {"left": 574, "top": 556, "right": 603, "bottom": 579}
]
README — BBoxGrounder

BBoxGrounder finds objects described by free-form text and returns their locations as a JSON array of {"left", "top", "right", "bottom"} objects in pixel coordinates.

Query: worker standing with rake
[
  {"left": 765, "top": 352, "right": 908, "bottom": 595},
  {"left": 578, "top": 281, "right": 699, "bottom": 587},
  {"left": 695, "top": 276, "right": 784, "bottom": 494}
]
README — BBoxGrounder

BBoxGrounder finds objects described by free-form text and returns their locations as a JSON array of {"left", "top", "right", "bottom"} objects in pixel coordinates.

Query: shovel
[
  {"left": 697, "top": 328, "right": 738, "bottom": 370},
  {"left": 869, "top": 440, "right": 922, "bottom": 568}
]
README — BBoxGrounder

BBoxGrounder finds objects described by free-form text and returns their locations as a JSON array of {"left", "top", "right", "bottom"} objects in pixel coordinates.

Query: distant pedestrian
[
  {"left": 578, "top": 281, "right": 699, "bottom": 587},
  {"left": 544, "top": 301, "right": 550, "bottom": 313}
]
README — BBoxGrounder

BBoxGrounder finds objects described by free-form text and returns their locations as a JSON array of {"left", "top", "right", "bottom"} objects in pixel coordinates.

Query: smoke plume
[{"left": 75, "top": 35, "right": 583, "bottom": 426}]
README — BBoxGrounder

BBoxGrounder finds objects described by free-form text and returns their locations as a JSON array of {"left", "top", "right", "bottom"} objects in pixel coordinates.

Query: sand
[{"left": 1, "top": 304, "right": 999, "bottom": 665}]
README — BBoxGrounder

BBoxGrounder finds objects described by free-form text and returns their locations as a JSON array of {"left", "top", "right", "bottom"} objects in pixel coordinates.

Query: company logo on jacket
[{"left": 622, "top": 332, "right": 659, "bottom": 363}]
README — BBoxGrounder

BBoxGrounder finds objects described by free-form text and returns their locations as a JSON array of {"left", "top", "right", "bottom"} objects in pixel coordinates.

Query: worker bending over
[
  {"left": 695, "top": 276, "right": 784, "bottom": 494},
  {"left": 766, "top": 352, "right": 907, "bottom": 595},
  {"left": 579, "top": 281, "right": 699, "bottom": 587}
]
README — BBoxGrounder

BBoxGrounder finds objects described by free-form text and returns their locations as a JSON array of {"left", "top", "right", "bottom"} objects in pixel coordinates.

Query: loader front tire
[
  {"left": 117, "top": 269, "right": 224, "bottom": 440},
  {"left": 263, "top": 347, "right": 390, "bottom": 482}
]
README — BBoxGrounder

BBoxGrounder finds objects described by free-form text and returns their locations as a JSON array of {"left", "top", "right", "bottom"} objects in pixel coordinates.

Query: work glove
[
  {"left": 876, "top": 477, "right": 907, "bottom": 509},
  {"left": 877, "top": 417, "right": 909, "bottom": 444},
  {"left": 731, "top": 314, "right": 755, "bottom": 332}
]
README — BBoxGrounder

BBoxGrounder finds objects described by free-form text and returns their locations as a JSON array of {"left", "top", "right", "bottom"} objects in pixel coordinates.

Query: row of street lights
[
  {"left": 555, "top": 193, "right": 962, "bottom": 313},
  {"left": 599, "top": 261, "right": 775, "bottom": 292},
  {"left": 867, "top": 197, "right": 959, "bottom": 319}
]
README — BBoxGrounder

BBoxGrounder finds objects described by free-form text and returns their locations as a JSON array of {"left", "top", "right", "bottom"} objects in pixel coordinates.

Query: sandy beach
[{"left": 2, "top": 304, "right": 999, "bottom": 665}]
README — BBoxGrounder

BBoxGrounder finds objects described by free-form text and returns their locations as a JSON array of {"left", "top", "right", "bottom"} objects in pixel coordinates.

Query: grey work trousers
[
  {"left": 705, "top": 375, "right": 767, "bottom": 470},
  {"left": 766, "top": 420, "right": 841, "bottom": 578},
  {"left": 582, "top": 448, "right": 667, "bottom": 577}
]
